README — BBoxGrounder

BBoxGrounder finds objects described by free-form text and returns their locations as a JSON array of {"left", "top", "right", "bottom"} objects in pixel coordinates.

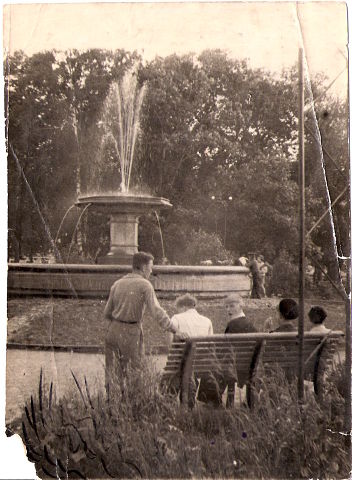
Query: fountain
[
  {"left": 75, "top": 72, "right": 172, "bottom": 265},
  {"left": 8, "top": 70, "right": 250, "bottom": 298}
]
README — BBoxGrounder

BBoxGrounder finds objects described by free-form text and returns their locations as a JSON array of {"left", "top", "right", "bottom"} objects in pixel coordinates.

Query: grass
[
  {"left": 7, "top": 297, "right": 347, "bottom": 350},
  {"left": 10, "top": 360, "right": 351, "bottom": 479},
  {"left": 7, "top": 294, "right": 350, "bottom": 478}
]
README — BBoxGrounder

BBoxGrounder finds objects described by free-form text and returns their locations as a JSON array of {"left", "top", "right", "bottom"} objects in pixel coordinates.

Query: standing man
[
  {"left": 257, "top": 255, "right": 267, "bottom": 297},
  {"left": 104, "top": 251, "right": 188, "bottom": 388},
  {"left": 248, "top": 253, "right": 262, "bottom": 299}
]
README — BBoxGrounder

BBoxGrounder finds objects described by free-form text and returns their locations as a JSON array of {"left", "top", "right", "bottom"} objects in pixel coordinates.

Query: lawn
[{"left": 7, "top": 296, "right": 347, "bottom": 351}]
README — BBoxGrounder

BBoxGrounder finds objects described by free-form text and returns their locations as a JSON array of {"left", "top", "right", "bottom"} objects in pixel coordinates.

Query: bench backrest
[{"left": 163, "top": 331, "right": 344, "bottom": 384}]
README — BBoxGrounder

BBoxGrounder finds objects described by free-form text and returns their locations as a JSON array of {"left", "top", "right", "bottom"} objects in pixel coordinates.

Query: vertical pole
[
  {"left": 344, "top": 65, "right": 351, "bottom": 447},
  {"left": 344, "top": 261, "right": 351, "bottom": 446},
  {"left": 298, "top": 48, "right": 305, "bottom": 402},
  {"left": 224, "top": 204, "right": 227, "bottom": 248}
]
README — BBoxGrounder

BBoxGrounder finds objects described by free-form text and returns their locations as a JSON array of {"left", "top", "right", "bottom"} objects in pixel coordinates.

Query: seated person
[
  {"left": 199, "top": 294, "right": 259, "bottom": 407},
  {"left": 308, "top": 306, "right": 331, "bottom": 396},
  {"left": 309, "top": 306, "right": 330, "bottom": 333},
  {"left": 225, "top": 293, "right": 257, "bottom": 333},
  {"left": 169, "top": 293, "right": 213, "bottom": 338},
  {"left": 270, "top": 298, "right": 299, "bottom": 384},
  {"left": 168, "top": 294, "right": 213, "bottom": 407},
  {"left": 271, "top": 298, "right": 298, "bottom": 332}
]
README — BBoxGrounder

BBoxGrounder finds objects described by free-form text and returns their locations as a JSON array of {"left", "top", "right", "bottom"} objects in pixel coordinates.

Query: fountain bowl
[
  {"left": 76, "top": 194, "right": 172, "bottom": 264},
  {"left": 76, "top": 194, "right": 172, "bottom": 214}
]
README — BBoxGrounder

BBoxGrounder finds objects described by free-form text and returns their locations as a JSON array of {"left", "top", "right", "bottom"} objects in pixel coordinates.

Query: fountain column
[{"left": 101, "top": 213, "right": 139, "bottom": 264}]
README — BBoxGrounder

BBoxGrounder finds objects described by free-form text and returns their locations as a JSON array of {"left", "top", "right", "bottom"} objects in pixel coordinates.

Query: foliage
[
  {"left": 169, "top": 227, "right": 233, "bottom": 265},
  {"left": 14, "top": 362, "right": 350, "bottom": 479},
  {"left": 6, "top": 48, "right": 349, "bottom": 274},
  {"left": 270, "top": 250, "right": 299, "bottom": 296},
  {"left": 6, "top": 49, "right": 139, "bottom": 259}
]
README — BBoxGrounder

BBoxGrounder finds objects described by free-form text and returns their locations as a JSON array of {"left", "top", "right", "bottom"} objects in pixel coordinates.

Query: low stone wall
[{"left": 8, "top": 263, "right": 250, "bottom": 299}]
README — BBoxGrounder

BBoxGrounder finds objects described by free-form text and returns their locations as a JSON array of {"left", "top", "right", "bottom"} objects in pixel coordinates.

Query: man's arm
[
  {"left": 145, "top": 286, "right": 189, "bottom": 339},
  {"left": 104, "top": 287, "right": 114, "bottom": 321}
]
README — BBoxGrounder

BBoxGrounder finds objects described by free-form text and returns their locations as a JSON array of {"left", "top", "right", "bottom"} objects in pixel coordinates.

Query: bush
[
  {"left": 164, "top": 226, "right": 233, "bottom": 265},
  {"left": 270, "top": 250, "right": 299, "bottom": 296},
  {"left": 13, "top": 362, "right": 350, "bottom": 479}
]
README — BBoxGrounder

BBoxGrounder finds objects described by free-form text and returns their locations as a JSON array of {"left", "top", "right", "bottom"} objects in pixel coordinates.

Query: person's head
[
  {"left": 175, "top": 293, "right": 197, "bottom": 313},
  {"left": 224, "top": 293, "right": 244, "bottom": 320},
  {"left": 258, "top": 254, "right": 264, "bottom": 262},
  {"left": 132, "top": 251, "right": 154, "bottom": 279},
  {"left": 278, "top": 298, "right": 299, "bottom": 322},
  {"left": 248, "top": 252, "right": 256, "bottom": 259},
  {"left": 308, "top": 306, "right": 327, "bottom": 325}
]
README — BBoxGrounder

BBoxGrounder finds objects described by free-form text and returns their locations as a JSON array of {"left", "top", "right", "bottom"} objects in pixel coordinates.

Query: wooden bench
[{"left": 161, "top": 331, "right": 344, "bottom": 407}]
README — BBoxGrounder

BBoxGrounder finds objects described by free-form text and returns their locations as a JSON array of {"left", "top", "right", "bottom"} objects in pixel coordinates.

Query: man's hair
[
  {"left": 225, "top": 293, "right": 243, "bottom": 306},
  {"left": 278, "top": 298, "right": 299, "bottom": 320},
  {"left": 132, "top": 251, "right": 154, "bottom": 270},
  {"left": 175, "top": 293, "right": 197, "bottom": 309},
  {"left": 308, "top": 306, "right": 327, "bottom": 324}
]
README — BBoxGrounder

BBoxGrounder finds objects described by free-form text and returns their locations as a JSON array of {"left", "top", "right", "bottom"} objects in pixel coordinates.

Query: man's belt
[{"left": 115, "top": 319, "right": 138, "bottom": 325}]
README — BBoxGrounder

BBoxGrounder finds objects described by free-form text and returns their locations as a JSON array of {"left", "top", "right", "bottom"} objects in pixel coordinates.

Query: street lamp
[
  {"left": 210, "top": 195, "right": 217, "bottom": 232},
  {"left": 210, "top": 195, "right": 233, "bottom": 247},
  {"left": 224, "top": 196, "right": 233, "bottom": 248}
]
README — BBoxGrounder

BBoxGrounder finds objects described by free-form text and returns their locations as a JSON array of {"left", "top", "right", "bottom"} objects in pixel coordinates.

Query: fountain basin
[
  {"left": 76, "top": 194, "right": 172, "bottom": 264},
  {"left": 8, "top": 264, "right": 250, "bottom": 299},
  {"left": 76, "top": 194, "right": 172, "bottom": 213}
]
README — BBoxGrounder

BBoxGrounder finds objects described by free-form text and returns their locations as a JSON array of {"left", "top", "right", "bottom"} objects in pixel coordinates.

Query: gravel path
[{"left": 6, "top": 349, "right": 167, "bottom": 424}]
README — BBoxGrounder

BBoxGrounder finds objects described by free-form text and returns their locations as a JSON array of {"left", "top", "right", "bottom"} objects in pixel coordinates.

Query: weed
[{"left": 13, "top": 362, "right": 351, "bottom": 478}]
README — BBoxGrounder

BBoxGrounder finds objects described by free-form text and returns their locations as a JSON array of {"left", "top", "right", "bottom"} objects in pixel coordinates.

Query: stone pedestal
[{"left": 99, "top": 213, "right": 139, "bottom": 265}]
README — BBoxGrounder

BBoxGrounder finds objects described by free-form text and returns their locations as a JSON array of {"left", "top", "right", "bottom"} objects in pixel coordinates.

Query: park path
[
  {"left": 6, "top": 349, "right": 167, "bottom": 424},
  {"left": 6, "top": 346, "right": 345, "bottom": 425}
]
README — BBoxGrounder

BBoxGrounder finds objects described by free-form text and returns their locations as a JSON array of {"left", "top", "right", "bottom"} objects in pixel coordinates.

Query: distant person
[
  {"left": 169, "top": 294, "right": 213, "bottom": 339},
  {"left": 271, "top": 298, "right": 299, "bottom": 332},
  {"left": 264, "top": 261, "right": 273, "bottom": 297},
  {"left": 258, "top": 255, "right": 268, "bottom": 297},
  {"left": 309, "top": 306, "right": 330, "bottom": 333},
  {"left": 235, "top": 255, "right": 248, "bottom": 267},
  {"left": 200, "top": 259, "right": 213, "bottom": 266},
  {"left": 104, "top": 251, "right": 188, "bottom": 390},
  {"left": 248, "top": 253, "right": 262, "bottom": 299},
  {"left": 257, "top": 255, "right": 267, "bottom": 297}
]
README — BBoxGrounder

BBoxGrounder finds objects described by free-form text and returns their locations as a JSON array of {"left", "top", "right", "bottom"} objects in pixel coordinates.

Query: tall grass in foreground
[{"left": 10, "top": 362, "right": 351, "bottom": 479}]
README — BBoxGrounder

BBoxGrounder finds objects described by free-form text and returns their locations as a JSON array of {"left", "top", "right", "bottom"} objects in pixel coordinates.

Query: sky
[{"left": 3, "top": 1, "right": 349, "bottom": 98}]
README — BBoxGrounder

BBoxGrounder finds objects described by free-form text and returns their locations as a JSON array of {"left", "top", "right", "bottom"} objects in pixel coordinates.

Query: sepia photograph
[{"left": 3, "top": 1, "right": 351, "bottom": 478}]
